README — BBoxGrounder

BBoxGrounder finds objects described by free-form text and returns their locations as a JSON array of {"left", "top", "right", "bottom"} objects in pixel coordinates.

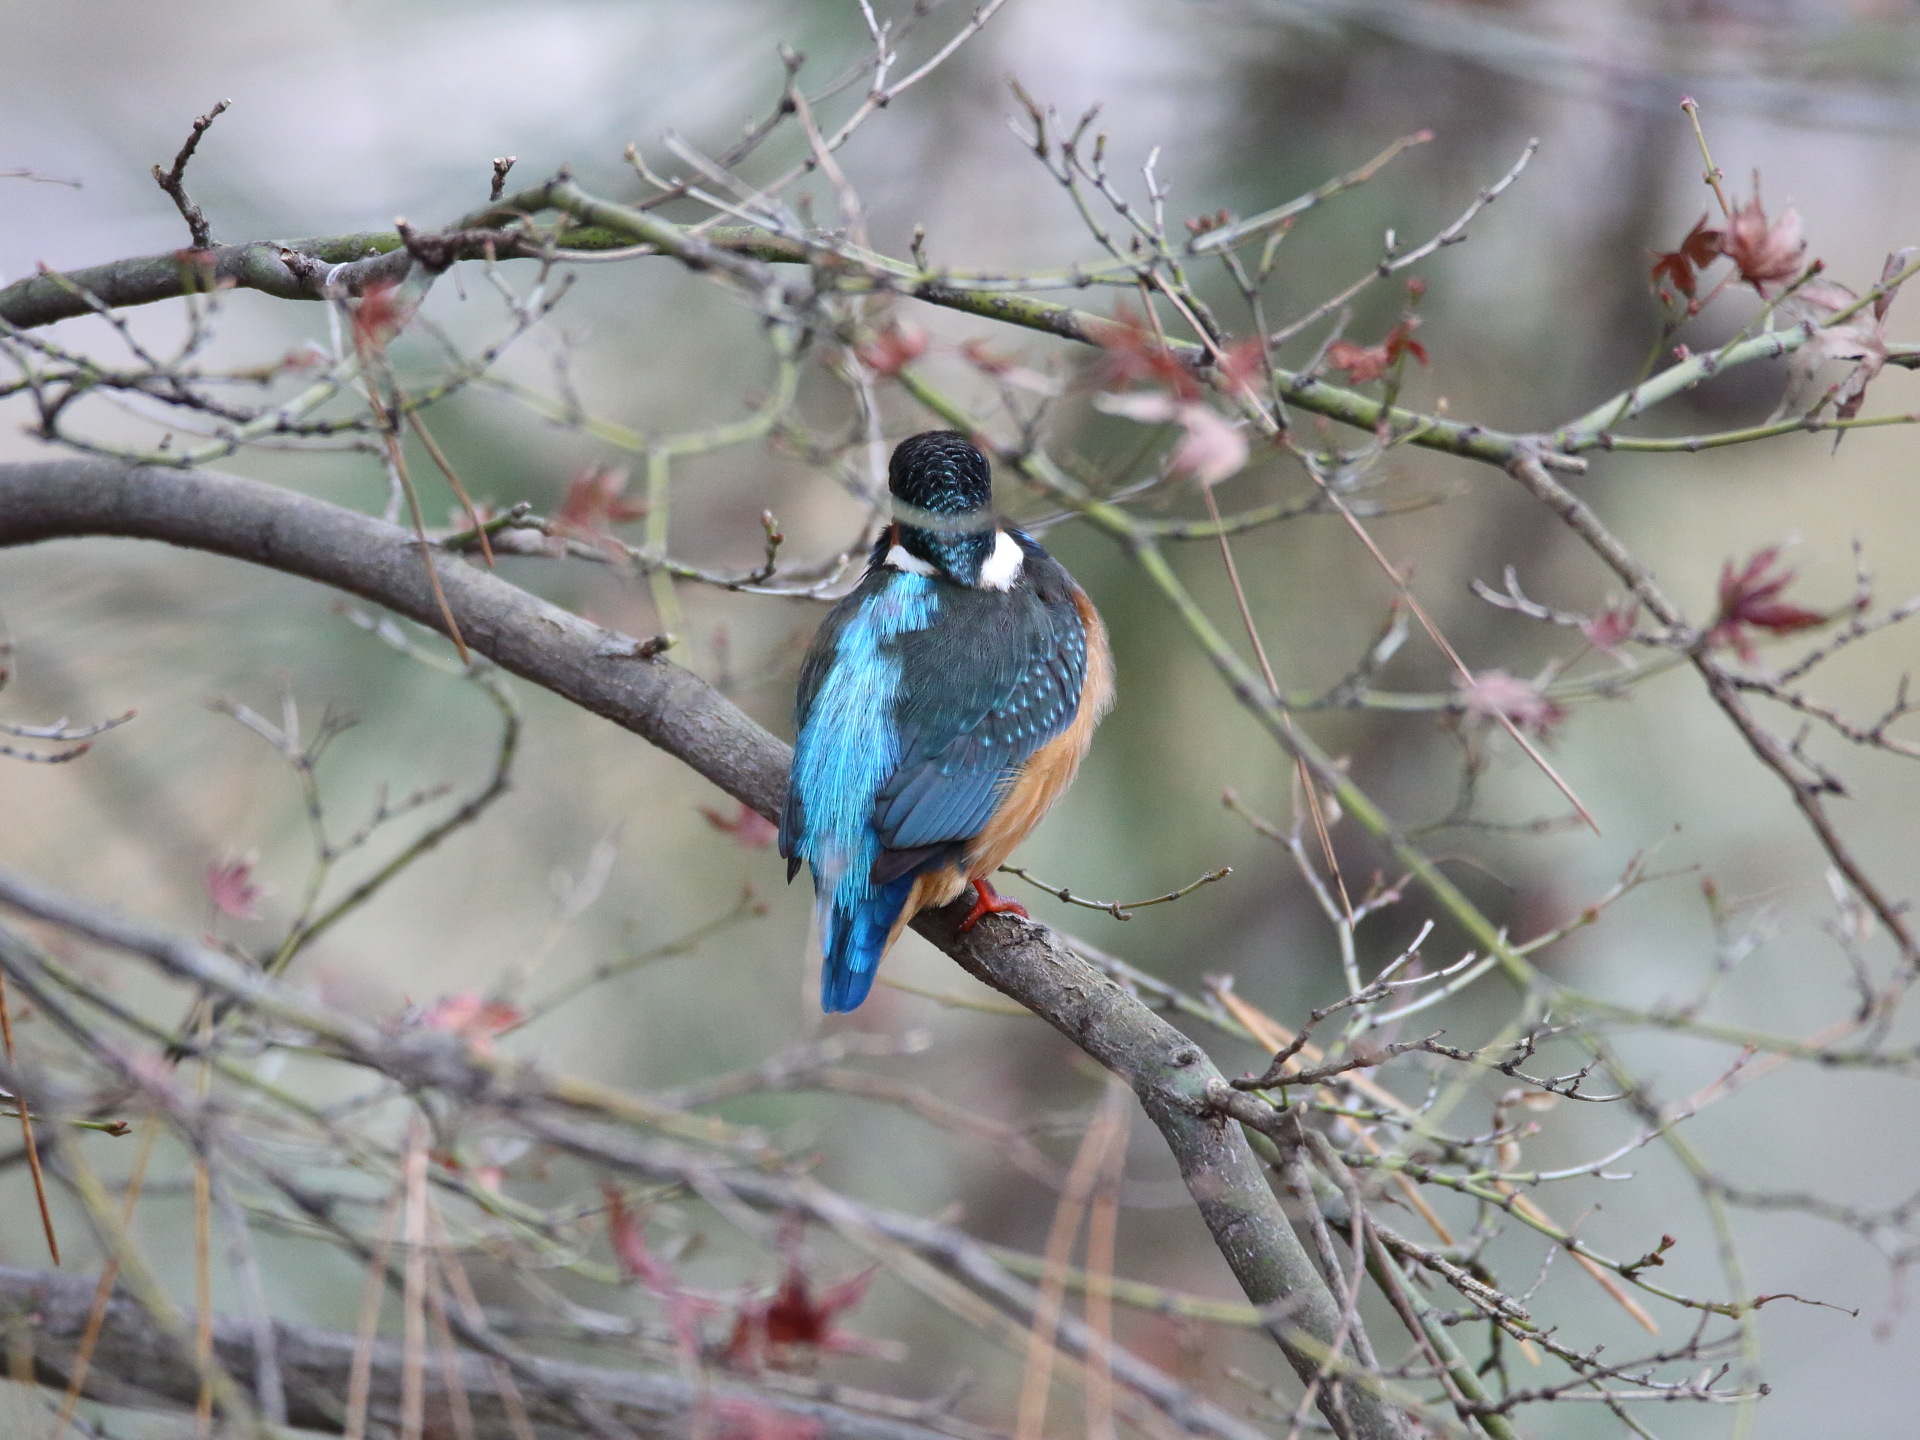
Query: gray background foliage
[{"left": 4, "top": 1, "right": 1919, "bottom": 1435}]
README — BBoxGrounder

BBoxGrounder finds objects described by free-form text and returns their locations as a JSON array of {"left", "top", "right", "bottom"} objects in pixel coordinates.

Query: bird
[{"left": 779, "top": 430, "right": 1113, "bottom": 1012}]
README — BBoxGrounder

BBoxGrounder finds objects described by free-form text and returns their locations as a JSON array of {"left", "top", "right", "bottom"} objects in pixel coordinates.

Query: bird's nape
[{"left": 886, "top": 431, "right": 998, "bottom": 586}]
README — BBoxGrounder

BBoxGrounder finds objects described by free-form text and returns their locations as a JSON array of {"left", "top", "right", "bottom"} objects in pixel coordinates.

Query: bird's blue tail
[{"left": 820, "top": 875, "right": 916, "bottom": 1012}]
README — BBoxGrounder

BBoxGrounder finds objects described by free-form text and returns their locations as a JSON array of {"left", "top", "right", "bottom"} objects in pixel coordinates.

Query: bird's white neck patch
[
  {"left": 977, "top": 529, "right": 1025, "bottom": 592},
  {"left": 884, "top": 544, "right": 939, "bottom": 577}
]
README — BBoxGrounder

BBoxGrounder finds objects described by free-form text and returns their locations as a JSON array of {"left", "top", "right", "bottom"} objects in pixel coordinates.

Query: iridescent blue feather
[{"left": 783, "top": 573, "right": 938, "bottom": 1011}]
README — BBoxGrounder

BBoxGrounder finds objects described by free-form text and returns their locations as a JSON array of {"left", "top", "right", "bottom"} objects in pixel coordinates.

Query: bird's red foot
[{"left": 958, "top": 878, "right": 1029, "bottom": 933}]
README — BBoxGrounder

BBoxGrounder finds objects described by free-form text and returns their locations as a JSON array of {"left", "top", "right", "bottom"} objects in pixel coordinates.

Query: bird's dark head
[{"left": 886, "top": 431, "right": 1003, "bottom": 586}]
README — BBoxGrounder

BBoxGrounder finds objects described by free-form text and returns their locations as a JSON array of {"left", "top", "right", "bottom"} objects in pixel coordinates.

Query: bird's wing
[
  {"left": 779, "top": 578, "right": 872, "bottom": 874},
  {"left": 873, "top": 569, "right": 1090, "bottom": 853}
]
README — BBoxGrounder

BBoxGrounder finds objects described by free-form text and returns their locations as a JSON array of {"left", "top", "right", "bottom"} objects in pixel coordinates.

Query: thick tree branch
[
  {"left": 0, "top": 1262, "right": 959, "bottom": 1440},
  {"left": 0, "top": 458, "right": 790, "bottom": 817},
  {"left": 0, "top": 224, "right": 804, "bottom": 332},
  {"left": 0, "top": 458, "right": 1411, "bottom": 1440},
  {"left": 0, "top": 233, "right": 415, "bottom": 328}
]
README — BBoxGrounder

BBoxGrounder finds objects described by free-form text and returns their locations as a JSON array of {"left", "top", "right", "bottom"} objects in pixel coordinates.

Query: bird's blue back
[{"left": 784, "top": 570, "right": 937, "bottom": 1010}]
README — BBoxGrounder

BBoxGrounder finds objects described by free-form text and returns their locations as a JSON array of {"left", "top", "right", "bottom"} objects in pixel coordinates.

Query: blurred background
[{"left": 5, "top": 1, "right": 1920, "bottom": 1436}]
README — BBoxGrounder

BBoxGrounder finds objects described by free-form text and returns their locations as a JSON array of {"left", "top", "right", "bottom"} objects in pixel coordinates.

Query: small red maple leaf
[
  {"left": 417, "top": 992, "right": 524, "bottom": 1056},
  {"left": 1706, "top": 547, "right": 1827, "bottom": 661},
  {"left": 1720, "top": 194, "right": 1806, "bottom": 293},
  {"left": 604, "top": 1185, "right": 722, "bottom": 1361},
  {"left": 1650, "top": 215, "right": 1724, "bottom": 300},
  {"left": 205, "top": 854, "right": 267, "bottom": 920},
  {"left": 1325, "top": 318, "right": 1429, "bottom": 385},
  {"left": 1091, "top": 303, "right": 1203, "bottom": 401},
  {"left": 350, "top": 279, "right": 414, "bottom": 350},
  {"left": 724, "top": 1257, "right": 881, "bottom": 1372},
  {"left": 853, "top": 322, "right": 928, "bottom": 378},
  {"left": 554, "top": 466, "right": 644, "bottom": 545},
  {"left": 1780, "top": 255, "right": 1911, "bottom": 429}
]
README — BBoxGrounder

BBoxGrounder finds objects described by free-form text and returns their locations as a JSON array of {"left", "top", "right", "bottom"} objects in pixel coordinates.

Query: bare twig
[{"left": 151, "top": 100, "right": 231, "bottom": 250}]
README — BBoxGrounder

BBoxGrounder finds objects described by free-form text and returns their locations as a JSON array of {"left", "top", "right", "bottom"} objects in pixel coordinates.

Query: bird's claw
[{"left": 958, "top": 877, "right": 1028, "bottom": 933}]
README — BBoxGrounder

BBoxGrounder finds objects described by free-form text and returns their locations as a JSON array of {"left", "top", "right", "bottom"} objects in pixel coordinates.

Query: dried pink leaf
[
  {"left": 205, "top": 854, "right": 267, "bottom": 920},
  {"left": 417, "top": 992, "right": 525, "bottom": 1056},
  {"left": 1095, "top": 392, "right": 1248, "bottom": 487},
  {"left": 1720, "top": 194, "right": 1806, "bottom": 293},
  {"left": 1457, "top": 670, "right": 1568, "bottom": 740},
  {"left": 853, "top": 322, "right": 927, "bottom": 378},
  {"left": 701, "top": 801, "right": 777, "bottom": 849},
  {"left": 1580, "top": 603, "right": 1638, "bottom": 659},
  {"left": 554, "top": 465, "right": 644, "bottom": 543}
]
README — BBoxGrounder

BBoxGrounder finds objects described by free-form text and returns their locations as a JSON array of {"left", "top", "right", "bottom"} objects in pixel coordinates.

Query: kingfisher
[{"left": 779, "top": 431, "right": 1114, "bottom": 1012}]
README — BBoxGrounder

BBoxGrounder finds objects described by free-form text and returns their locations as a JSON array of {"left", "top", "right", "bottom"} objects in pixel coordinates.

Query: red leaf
[
  {"left": 554, "top": 465, "right": 645, "bottom": 544},
  {"left": 605, "top": 1186, "right": 678, "bottom": 1291},
  {"left": 1170, "top": 404, "right": 1249, "bottom": 488},
  {"left": 853, "top": 323, "right": 928, "bottom": 378},
  {"left": 417, "top": 993, "right": 524, "bottom": 1056},
  {"left": 1091, "top": 304, "right": 1202, "bottom": 401},
  {"left": 1706, "top": 547, "right": 1827, "bottom": 661},
  {"left": 1323, "top": 338, "right": 1389, "bottom": 384},
  {"left": 278, "top": 343, "right": 326, "bottom": 373},
  {"left": 1325, "top": 318, "right": 1428, "bottom": 385},
  {"left": 765, "top": 1264, "right": 874, "bottom": 1346},
  {"left": 1649, "top": 215, "right": 1723, "bottom": 300},
  {"left": 1385, "top": 318, "right": 1428, "bottom": 367},
  {"left": 1781, "top": 259, "right": 1908, "bottom": 429},
  {"left": 959, "top": 338, "right": 1014, "bottom": 376},
  {"left": 958, "top": 339, "right": 1061, "bottom": 395},
  {"left": 723, "top": 1250, "right": 880, "bottom": 1372},
  {"left": 1719, "top": 194, "right": 1807, "bottom": 293},
  {"left": 350, "top": 280, "right": 414, "bottom": 350},
  {"left": 604, "top": 1185, "right": 721, "bottom": 1362},
  {"left": 1217, "top": 335, "right": 1266, "bottom": 398},
  {"left": 1095, "top": 392, "right": 1248, "bottom": 488},
  {"left": 205, "top": 854, "right": 266, "bottom": 920}
]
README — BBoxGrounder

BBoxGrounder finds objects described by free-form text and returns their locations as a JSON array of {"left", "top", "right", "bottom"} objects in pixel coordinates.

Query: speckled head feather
[{"left": 889, "top": 431, "right": 995, "bottom": 585}]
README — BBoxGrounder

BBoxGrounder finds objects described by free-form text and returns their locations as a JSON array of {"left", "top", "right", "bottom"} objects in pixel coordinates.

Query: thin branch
[
  {"left": 998, "top": 864, "right": 1232, "bottom": 920},
  {"left": 151, "top": 100, "right": 232, "bottom": 250}
]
